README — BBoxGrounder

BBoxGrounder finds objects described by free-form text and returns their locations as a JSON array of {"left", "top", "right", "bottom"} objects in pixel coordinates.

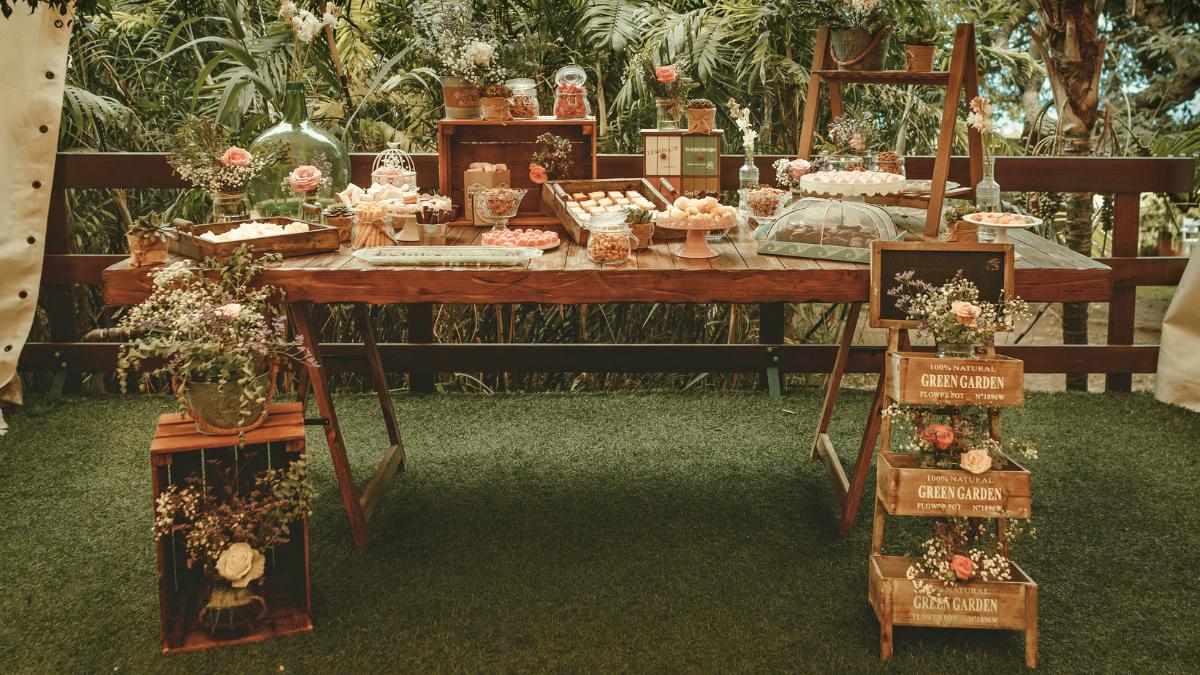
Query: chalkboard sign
[{"left": 869, "top": 241, "right": 1014, "bottom": 329}]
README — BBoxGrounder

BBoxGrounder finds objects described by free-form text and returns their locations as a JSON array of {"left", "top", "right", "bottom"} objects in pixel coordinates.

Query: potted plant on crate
[
  {"left": 889, "top": 270, "right": 1029, "bottom": 358},
  {"left": 685, "top": 98, "right": 717, "bottom": 133},
  {"left": 126, "top": 213, "right": 173, "bottom": 267},
  {"left": 629, "top": 54, "right": 697, "bottom": 130},
  {"left": 154, "top": 450, "right": 314, "bottom": 637},
  {"left": 796, "top": 0, "right": 895, "bottom": 71},
  {"left": 904, "top": 517, "right": 1034, "bottom": 596},
  {"left": 116, "top": 245, "right": 313, "bottom": 434},
  {"left": 899, "top": 4, "right": 940, "bottom": 72}
]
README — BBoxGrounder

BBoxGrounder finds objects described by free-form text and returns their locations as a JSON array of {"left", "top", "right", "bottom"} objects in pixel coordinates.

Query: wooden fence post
[
  {"left": 407, "top": 303, "right": 435, "bottom": 393},
  {"left": 1105, "top": 192, "right": 1140, "bottom": 392}
]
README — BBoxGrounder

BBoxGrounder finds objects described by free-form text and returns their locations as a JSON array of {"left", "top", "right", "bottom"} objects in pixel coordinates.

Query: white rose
[
  {"left": 960, "top": 448, "right": 993, "bottom": 475},
  {"left": 215, "top": 542, "right": 266, "bottom": 588},
  {"left": 218, "top": 303, "right": 243, "bottom": 320},
  {"left": 469, "top": 41, "right": 494, "bottom": 67}
]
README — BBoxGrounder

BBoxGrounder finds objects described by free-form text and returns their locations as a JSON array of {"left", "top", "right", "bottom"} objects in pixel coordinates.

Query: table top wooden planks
[{"left": 103, "top": 226, "right": 1110, "bottom": 306}]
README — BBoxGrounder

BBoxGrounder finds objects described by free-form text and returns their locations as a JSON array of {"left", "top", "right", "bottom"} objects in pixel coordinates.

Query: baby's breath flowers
[
  {"left": 168, "top": 117, "right": 285, "bottom": 194},
  {"left": 881, "top": 404, "right": 1038, "bottom": 470},
  {"left": 905, "top": 517, "right": 1034, "bottom": 596},
  {"left": 889, "top": 270, "right": 1030, "bottom": 353}
]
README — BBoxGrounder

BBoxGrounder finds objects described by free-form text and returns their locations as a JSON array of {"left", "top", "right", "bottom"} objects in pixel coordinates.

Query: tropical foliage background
[{"left": 29, "top": 0, "right": 1200, "bottom": 391}]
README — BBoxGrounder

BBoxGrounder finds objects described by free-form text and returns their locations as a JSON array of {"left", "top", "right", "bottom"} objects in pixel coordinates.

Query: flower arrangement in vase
[
  {"left": 528, "top": 133, "right": 574, "bottom": 185},
  {"left": 727, "top": 99, "right": 761, "bottom": 222},
  {"left": 115, "top": 245, "right": 313, "bottom": 434},
  {"left": 966, "top": 96, "right": 1002, "bottom": 231},
  {"left": 126, "top": 213, "right": 174, "bottom": 267},
  {"left": 167, "top": 117, "right": 284, "bottom": 223},
  {"left": 286, "top": 158, "right": 331, "bottom": 221},
  {"left": 630, "top": 54, "right": 697, "bottom": 130},
  {"left": 154, "top": 449, "right": 314, "bottom": 635},
  {"left": 795, "top": 0, "right": 895, "bottom": 71},
  {"left": 882, "top": 404, "right": 1037, "bottom": 472},
  {"left": 413, "top": 0, "right": 506, "bottom": 118},
  {"left": 889, "top": 270, "right": 1030, "bottom": 357}
]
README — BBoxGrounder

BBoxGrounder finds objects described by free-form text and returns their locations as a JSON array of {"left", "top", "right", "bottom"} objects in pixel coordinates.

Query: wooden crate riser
[
  {"left": 877, "top": 452, "right": 1031, "bottom": 519},
  {"left": 168, "top": 218, "right": 339, "bottom": 261},
  {"left": 540, "top": 178, "right": 672, "bottom": 244},
  {"left": 886, "top": 351, "right": 1025, "bottom": 407},
  {"left": 870, "top": 555, "right": 1035, "bottom": 632}
]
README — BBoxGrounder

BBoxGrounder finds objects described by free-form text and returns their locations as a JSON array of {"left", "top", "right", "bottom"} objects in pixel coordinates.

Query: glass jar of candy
[
  {"left": 553, "top": 65, "right": 591, "bottom": 119},
  {"left": 584, "top": 214, "right": 637, "bottom": 265},
  {"left": 506, "top": 78, "right": 540, "bottom": 119}
]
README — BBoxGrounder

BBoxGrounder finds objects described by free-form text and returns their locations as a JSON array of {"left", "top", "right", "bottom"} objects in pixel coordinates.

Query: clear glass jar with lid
[
  {"left": 506, "top": 78, "right": 540, "bottom": 119},
  {"left": 553, "top": 65, "right": 591, "bottom": 119},
  {"left": 585, "top": 213, "right": 638, "bottom": 265}
]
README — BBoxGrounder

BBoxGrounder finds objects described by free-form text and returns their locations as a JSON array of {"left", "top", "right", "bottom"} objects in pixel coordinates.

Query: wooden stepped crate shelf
[
  {"left": 876, "top": 451, "right": 1032, "bottom": 519},
  {"left": 885, "top": 351, "right": 1025, "bottom": 407},
  {"left": 812, "top": 70, "right": 952, "bottom": 85},
  {"left": 151, "top": 403, "right": 312, "bottom": 654}
]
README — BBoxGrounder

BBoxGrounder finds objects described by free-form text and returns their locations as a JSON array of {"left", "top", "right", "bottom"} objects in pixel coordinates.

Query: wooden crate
[
  {"left": 151, "top": 403, "right": 312, "bottom": 654},
  {"left": 641, "top": 129, "right": 722, "bottom": 200},
  {"left": 438, "top": 117, "right": 598, "bottom": 226},
  {"left": 886, "top": 351, "right": 1024, "bottom": 407},
  {"left": 168, "top": 217, "right": 339, "bottom": 261},
  {"left": 869, "top": 554, "right": 1037, "bottom": 667},
  {"left": 876, "top": 452, "right": 1031, "bottom": 519},
  {"left": 540, "top": 178, "right": 671, "bottom": 244}
]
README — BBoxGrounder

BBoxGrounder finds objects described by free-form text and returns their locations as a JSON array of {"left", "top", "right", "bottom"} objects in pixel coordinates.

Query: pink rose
[
  {"left": 959, "top": 448, "right": 992, "bottom": 475},
  {"left": 287, "top": 165, "right": 324, "bottom": 193},
  {"left": 219, "top": 146, "right": 253, "bottom": 167},
  {"left": 920, "top": 423, "right": 956, "bottom": 450},
  {"left": 787, "top": 159, "right": 812, "bottom": 179},
  {"left": 529, "top": 164, "right": 548, "bottom": 185},
  {"left": 950, "top": 554, "right": 978, "bottom": 581},
  {"left": 655, "top": 65, "right": 677, "bottom": 84},
  {"left": 951, "top": 300, "right": 982, "bottom": 327}
]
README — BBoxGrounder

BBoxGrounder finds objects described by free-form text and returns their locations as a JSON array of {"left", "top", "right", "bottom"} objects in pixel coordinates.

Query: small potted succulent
[
  {"left": 480, "top": 84, "right": 512, "bottom": 122},
  {"left": 322, "top": 203, "right": 355, "bottom": 244},
  {"left": 685, "top": 98, "right": 716, "bottom": 133},
  {"left": 899, "top": 7, "right": 940, "bottom": 72},
  {"left": 127, "top": 214, "right": 173, "bottom": 267},
  {"left": 624, "top": 206, "right": 656, "bottom": 249}
]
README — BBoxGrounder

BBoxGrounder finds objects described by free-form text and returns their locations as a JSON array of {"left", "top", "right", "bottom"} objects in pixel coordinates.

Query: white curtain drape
[
  {"left": 1157, "top": 247, "right": 1200, "bottom": 411},
  {"left": 0, "top": 5, "right": 73, "bottom": 391}
]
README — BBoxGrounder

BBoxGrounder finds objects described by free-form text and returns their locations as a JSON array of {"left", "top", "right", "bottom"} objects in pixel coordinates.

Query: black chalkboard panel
[{"left": 869, "top": 241, "right": 1014, "bottom": 328}]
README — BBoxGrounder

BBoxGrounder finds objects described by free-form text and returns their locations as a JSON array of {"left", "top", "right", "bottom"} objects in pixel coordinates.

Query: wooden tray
[
  {"left": 886, "top": 351, "right": 1024, "bottom": 407},
  {"left": 541, "top": 178, "right": 672, "bottom": 244},
  {"left": 168, "top": 217, "right": 339, "bottom": 261},
  {"left": 869, "top": 554, "right": 1037, "bottom": 667},
  {"left": 876, "top": 451, "right": 1031, "bottom": 519}
]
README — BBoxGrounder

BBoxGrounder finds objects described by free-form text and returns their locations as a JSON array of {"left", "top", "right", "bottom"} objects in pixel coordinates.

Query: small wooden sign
[
  {"left": 869, "top": 241, "right": 1014, "bottom": 329},
  {"left": 886, "top": 352, "right": 1024, "bottom": 407},
  {"left": 876, "top": 452, "right": 1032, "bottom": 519}
]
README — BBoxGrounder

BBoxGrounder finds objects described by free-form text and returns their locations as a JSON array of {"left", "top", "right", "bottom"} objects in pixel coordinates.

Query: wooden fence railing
[{"left": 24, "top": 152, "right": 1195, "bottom": 392}]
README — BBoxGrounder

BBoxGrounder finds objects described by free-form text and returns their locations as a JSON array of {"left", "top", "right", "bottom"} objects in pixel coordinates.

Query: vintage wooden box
[
  {"left": 150, "top": 403, "right": 312, "bottom": 654},
  {"left": 886, "top": 351, "right": 1025, "bottom": 407},
  {"left": 869, "top": 555, "right": 1037, "bottom": 667},
  {"left": 541, "top": 178, "right": 671, "bottom": 244},
  {"left": 168, "top": 217, "right": 338, "bottom": 261},
  {"left": 876, "top": 451, "right": 1031, "bottom": 519},
  {"left": 438, "top": 117, "right": 598, "bottom": 225},
  {"left": 641, "top": 129, "right": 722, "bottom": 199}
]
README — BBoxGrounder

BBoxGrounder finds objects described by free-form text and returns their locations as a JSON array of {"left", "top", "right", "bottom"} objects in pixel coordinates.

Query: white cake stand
[
  {"left": 963, "top": 213, "right": 1042, "bottom": 245},
  {"left": 655, "top": 218, "right": 734, "bottom": 259},
  {"left": 799, "top": 172, "right": 906, "bottom": 198}
]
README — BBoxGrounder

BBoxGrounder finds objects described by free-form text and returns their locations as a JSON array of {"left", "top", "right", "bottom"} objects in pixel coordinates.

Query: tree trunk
[{"left": 1034, "top": 0, "right": 1106, "bottom": 391}]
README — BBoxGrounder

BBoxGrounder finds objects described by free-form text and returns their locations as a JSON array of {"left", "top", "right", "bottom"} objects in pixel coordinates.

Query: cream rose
[
  {"left": 218, "top": 302, "right": 243, "bottom": 320},
  {"left": 951, "top": 300, "right": 982, "bottom": 327},
  {"left": 468, "top": 41, "right": 495, "bottom": 67},
  {"left": 960, "top": 448, "right": 993, "bottom": 474},
  {"left": 287, "top": 165, "right": 325, "bottom": 193},
  {"left": 215, "top": 542, "right": 266, "bottom": 588}
]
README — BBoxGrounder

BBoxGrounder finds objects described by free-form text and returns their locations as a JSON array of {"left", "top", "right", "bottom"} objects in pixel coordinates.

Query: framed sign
[{"left": 869, "top": 241, "right": 1014, "bottom": 329}]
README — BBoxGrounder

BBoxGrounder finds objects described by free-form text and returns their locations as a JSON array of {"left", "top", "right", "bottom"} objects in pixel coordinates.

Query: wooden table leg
[
  {"left": 812, "top": 303, "right": 861, "bottom": 460},
  {"left": 837, "top": 372, "right": 886, "bottom": 535},
  {"left": 354, "top": 303, "right": 407, "bottom": 523},
  {"left": 291, "top": 301, "right": 371, "bottom": 550},
  {"left": 407, "top": 302, "right": 435, "bottom": 394},
  {"left": 760, "top": 302, "right": 785, "bottom": 396}
]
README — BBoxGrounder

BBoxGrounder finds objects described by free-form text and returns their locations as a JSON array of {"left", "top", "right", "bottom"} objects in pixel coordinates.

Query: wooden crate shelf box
[
  {"left": 886, "top": 351, "right": 1025, "bottom": 407},
  {"left": 876, "top": 451, "right": 1032, "bottom": 519},
  {"left": 151, "top": 403, "right": 313, "bottom": 654}
]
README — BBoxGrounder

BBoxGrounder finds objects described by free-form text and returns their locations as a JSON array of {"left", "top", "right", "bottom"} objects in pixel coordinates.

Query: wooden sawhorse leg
[{"left": 290, "top": 301, "right": 406, "bottom": 550}]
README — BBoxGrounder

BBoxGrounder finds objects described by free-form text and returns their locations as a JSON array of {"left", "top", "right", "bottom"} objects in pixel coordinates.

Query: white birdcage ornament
[{"left": 371, "top": 142, "right": 417, "bottom": 188}]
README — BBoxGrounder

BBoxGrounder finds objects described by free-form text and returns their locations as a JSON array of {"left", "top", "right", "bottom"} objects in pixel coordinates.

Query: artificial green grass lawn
[{"left": 1, "top": 391, "right": 1198, "bottom": 674}]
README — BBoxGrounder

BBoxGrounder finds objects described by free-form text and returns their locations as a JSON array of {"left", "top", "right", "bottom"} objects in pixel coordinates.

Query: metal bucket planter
[
  {"left": 830, "top": 28, "right": 891, "bottom": 71},
  {"left": 174, "top": 363, "right": 278, "bottom": 435},
  {"left": 442, "top": 77, "right": 481, "bottom": 119}
]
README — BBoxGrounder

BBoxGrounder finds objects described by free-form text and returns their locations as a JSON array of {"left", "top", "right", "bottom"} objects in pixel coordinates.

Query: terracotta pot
[
  {"left": 441, "top": 77, "right": 481, "bottom": 119},
  {"left": 127, "top": 233, "right": 167, "bottom": 267},
  {"left": 904, "top": 43, "right": 935, "bottom": 72},
  {"left": 480, "top": 96, "right": 512, "bottom": 122},
  {"left": 830, "top": 28, "right": 891, "bottom": 71},
  {"left": 686, "top": 107, "right": 716, "bottom": 133}
]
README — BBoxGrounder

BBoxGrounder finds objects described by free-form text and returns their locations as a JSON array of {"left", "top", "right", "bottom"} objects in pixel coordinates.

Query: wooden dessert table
[{"left": 103, "top": 226, "right": 1110, "bottom": 550}]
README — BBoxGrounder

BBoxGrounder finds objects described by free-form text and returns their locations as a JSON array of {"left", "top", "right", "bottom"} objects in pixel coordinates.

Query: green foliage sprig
[{"left": 530, "top": 133, "right": 574, "bottom": 180}]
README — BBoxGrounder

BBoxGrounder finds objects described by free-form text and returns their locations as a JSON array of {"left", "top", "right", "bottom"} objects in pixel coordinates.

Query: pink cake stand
[{"left": 655, "top": 219, "right": 725, "bottom": 259}]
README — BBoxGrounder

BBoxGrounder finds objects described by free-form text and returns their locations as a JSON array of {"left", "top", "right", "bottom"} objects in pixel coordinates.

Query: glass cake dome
[{"left": 756, "top": 198, "right": 897, "bottom": 262}]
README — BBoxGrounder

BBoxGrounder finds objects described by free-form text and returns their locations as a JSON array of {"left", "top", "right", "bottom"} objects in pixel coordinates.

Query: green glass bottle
[{"left": 248, "top": 83, "right": 350, "bottom": 218}]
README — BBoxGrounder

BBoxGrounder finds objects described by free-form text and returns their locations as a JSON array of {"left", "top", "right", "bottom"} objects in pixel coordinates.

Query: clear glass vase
[
  {"left": 211, "top": 191, "right": 249, "bottom": 223},
  {"left": 737, "top": 155, "right": 760, "bottom": 230},
  {"left": 248, "top": 83, "right": 350, "bottom": 218},
  {"left": 655, "top": 98, "right": 682, "bottom": 130},
  {"left": 974, "top": 156, "right": 1001, "bottom": 242},
  {"left": 936, "top": 341, "right": 976, "bottom": 359}
]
